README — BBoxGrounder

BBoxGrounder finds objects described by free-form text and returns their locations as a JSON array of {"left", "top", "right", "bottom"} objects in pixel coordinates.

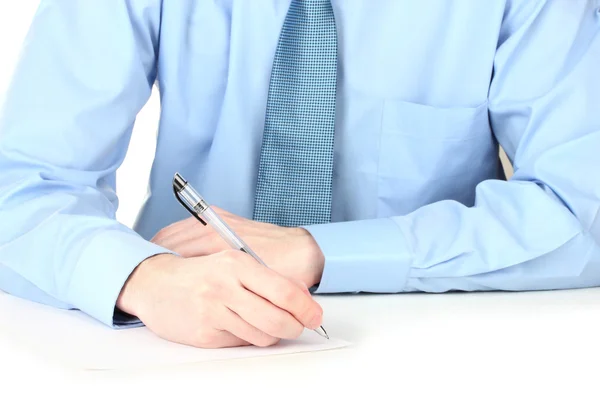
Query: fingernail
[{"left": 309, "top": 313, "right": 322, "bottom": 329}]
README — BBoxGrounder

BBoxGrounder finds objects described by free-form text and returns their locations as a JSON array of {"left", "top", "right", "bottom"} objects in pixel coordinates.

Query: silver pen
[{"left": 172, "top": 173, "right": 329, "bottom": 340}]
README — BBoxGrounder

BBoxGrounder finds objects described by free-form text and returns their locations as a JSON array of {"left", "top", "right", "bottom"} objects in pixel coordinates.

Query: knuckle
[
  {"left": 224, "top": 251, "right": 254, "bottom": 274},
  {"left": 196, "top": 282, "right": 212, "bottom": 298},
  {"left": 152, "top": 229, "right": 168, "bottom": 242},
  {"left": 196, "top": 281, "right": 222, "bottom": 301},
  {"left": 220, "top": 249, "right": 242, "bottom": 263},
  {"left": 279, "top": 285, "right": 298, "bottom": 305},
  {"left": 194, "top": 304, "right": 212, "bottom": 323},
  {"left": 266, "top": 314, "right": 288, "bottom": 335},
  {"left": 254, "top": 334, "right": 279, "bottom": 348}
]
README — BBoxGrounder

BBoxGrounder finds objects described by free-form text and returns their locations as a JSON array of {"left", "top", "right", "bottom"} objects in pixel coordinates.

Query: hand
[
  {"left": 117, "top": 252, "right": 324, "bottom": 348},
  {"left": 151, "top": 208, "right": 325, "bottom": 288}
]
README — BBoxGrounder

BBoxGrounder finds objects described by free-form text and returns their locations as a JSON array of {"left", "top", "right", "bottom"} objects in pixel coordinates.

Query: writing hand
[
  {"left": 117, "top": 252, "right": 323, "bottom": 348},
  {"left": 151, "top": 208, "right": 325, "bottom": 288}
]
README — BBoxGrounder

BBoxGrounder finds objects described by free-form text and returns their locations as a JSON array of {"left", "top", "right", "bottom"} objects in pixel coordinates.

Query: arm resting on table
[
  {"left": 0, "top": 0, "right": 171, "bottom": 327},
  {"left": 307, "top": 1, "right": 600, "bottom": 294}
]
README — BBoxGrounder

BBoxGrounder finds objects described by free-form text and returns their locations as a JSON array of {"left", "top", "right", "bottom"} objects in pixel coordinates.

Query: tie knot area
[{"left": 289, "top": 0, "right": 334, "bottom": 17}]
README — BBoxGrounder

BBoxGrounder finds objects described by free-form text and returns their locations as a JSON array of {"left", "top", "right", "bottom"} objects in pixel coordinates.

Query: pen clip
[{"left": 173, "top": 182, "right": 207, "bottom": 226}]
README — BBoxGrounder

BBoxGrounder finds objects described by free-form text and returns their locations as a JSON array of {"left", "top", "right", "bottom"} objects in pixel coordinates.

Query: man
[{"left": 1, "top": 0, "right": 599, "bottom": 349}]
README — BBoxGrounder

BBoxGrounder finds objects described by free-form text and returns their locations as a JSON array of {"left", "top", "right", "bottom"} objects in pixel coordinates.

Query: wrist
[
  {"left": 294, "top": 228, "right": 325, "bottom": 286},
  {"left": 116, "top": 253, "right": 179, "bottom": 317}
]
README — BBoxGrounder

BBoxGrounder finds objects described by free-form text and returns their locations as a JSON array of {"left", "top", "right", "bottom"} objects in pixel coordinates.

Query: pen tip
[{"left": 315, "top": 325, "right": 329, "bottom": 339}]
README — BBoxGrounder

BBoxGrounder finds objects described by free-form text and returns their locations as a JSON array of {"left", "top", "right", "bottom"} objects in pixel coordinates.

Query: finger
[
  {"left": 234, "top": 254, "right": 323, "bottom": 330},
  {"left": 152, "top": 217, "right": 199, "bottom": 242},
  {"left": 191, "top": 329, "right": 251, "bottom": 349},
  {"left": 227, "top": 287, "right": 304, "bottom": 340},
  {"left": 290, "top": 278, "right": 311, "bottom": 296},
  {"left": 220, "top": 307, "right": 280, "bottom": 347}
]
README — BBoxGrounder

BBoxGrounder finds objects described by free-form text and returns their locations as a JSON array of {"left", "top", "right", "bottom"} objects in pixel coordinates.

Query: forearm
[
  {"left": 306, "top": 181, "right": 600, "bottom": 294},
  {"left": 0, "top": 0, "right": 168, "bottom": 327},
  {"left": 308, "top": 0, "right": 600, "bottom": 295}
]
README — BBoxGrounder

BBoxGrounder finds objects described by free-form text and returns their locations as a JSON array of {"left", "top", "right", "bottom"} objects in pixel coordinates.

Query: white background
[{"left": 0, "top": 1, "right": 160, "bottom": 229}]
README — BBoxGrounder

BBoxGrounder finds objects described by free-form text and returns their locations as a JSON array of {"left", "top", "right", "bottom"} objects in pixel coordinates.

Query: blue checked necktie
[{"left": 253, "top": 0, "right": 338, "bottom": 227}]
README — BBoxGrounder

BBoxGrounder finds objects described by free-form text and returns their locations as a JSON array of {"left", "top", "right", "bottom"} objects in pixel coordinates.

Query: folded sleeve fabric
[
  {"left": 308, "top": 1, "right": 600, "bottom": 294},
  {"left": 0, "top": 0, "right": 171, "bottom": 327}
]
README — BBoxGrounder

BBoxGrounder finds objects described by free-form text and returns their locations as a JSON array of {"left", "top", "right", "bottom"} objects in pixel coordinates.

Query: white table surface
[{"left": 2, "top": 288, "right": 599, "bottom": 394}]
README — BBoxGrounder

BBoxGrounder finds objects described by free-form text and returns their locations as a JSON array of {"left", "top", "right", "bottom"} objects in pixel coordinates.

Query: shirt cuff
[
  {"left": 66, "top": 229, "right": 174, "bottom": 328},
  {"left": 303, "top": 218, "right": 414, "bottom": 294}
]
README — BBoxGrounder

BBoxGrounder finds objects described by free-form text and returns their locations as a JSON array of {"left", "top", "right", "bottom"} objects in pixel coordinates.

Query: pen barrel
[{"left": 201, "top": 207, "right": 268, "bottom": 267}]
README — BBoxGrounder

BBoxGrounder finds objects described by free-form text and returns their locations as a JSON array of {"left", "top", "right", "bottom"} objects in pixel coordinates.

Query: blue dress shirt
[{"left": 1, "top": 0, "right": 600, "bottom": 328}]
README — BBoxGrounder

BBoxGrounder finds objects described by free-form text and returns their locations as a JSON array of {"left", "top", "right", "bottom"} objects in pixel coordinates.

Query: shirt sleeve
[
  {"left": 307, "top": 0, "right": 600, "bottom": 294},
  {"left": 0, "top": 0, "right": 173, "bottom": 327}
]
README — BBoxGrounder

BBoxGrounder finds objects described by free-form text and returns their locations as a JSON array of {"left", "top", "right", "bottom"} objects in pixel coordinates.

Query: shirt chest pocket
[{"left": 376, "top": 99, "right": 497, "bottom": 215}]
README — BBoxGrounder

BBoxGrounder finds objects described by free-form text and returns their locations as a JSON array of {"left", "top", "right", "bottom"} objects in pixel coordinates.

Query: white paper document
[{"left": 0, "top": 292, "right": 348, "bottom": 370}]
